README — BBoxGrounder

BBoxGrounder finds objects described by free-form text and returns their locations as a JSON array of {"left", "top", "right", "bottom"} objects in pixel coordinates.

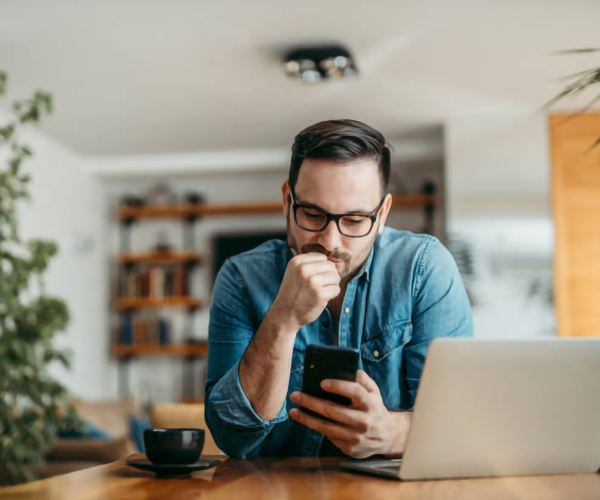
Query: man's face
[{"left": 282, "top": 158, "right": 391, "bottom": 281}]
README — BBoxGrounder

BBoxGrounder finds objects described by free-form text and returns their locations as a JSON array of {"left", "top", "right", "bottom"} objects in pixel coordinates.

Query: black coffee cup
[{"left": 144, "top": 428, "right": 205, "bottom": 465}]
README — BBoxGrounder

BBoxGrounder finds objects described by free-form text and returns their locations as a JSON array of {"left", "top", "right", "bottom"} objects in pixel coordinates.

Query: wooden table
[{"left": 1, "top": 455, "right": 599, "bottom": 500}]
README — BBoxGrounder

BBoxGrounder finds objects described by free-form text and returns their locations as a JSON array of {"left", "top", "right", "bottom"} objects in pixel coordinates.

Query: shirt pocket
[{"left": 361, "top": 319, "right": 412, "bottom": 363}]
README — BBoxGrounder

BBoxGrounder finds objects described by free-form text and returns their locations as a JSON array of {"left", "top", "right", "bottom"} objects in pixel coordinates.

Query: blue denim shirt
[{"left": 205, "top": 228, "right": 473, "bottom": 458}]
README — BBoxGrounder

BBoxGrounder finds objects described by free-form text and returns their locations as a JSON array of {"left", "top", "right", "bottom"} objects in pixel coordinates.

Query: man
[{"left": 205, "top": 119, "right": 473, "bottom": 459}]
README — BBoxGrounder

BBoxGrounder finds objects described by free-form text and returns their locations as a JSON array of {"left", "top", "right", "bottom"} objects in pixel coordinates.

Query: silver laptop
[{"left": 341, "top": 338, "right": 600, "bottom": 480}]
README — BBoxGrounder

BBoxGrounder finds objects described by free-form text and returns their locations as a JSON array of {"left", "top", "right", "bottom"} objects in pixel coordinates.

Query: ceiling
[{"left": 1, "top": 0, "right": 599, "bottom": 156}]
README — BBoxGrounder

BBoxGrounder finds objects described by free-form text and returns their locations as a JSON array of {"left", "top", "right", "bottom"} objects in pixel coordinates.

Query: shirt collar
[{"left": 354, "top": 241, "right": 376, "bottom": 283}]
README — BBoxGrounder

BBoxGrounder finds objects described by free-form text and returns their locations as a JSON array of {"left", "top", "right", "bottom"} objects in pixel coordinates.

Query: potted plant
[{"left": 0, "top": 72, "right": 78, "bottom": 485}]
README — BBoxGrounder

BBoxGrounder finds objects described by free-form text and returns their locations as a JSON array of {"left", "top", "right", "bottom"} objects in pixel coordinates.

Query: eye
[
  {"left": 305, "top": 212, "right": 323, "bottom": 219},
  {"left": 345, "top": 218, "right": 366, "bottom": 224}
]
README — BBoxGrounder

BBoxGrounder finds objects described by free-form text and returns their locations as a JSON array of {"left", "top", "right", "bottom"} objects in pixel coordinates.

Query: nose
[{"left": 317, "top": 219, "right": 343, "bottom": 251}]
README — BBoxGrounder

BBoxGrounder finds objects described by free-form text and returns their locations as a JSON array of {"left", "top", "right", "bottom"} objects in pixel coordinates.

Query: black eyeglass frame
[{"left": 288, "top": 187, "right": 387, "bottom": 238}]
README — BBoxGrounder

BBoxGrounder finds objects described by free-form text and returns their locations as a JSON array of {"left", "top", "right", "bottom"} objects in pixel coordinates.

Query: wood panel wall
[{"left": 550, "top": 113, "right": 600, "bottom": 337}]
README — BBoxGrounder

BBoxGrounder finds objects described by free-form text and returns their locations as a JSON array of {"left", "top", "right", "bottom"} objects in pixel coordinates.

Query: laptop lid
[{"left": 399, "top": 338, "right": 600, "bottom": 480}]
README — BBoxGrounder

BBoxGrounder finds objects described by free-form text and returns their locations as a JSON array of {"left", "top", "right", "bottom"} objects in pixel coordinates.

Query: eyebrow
[{"left": 294, "top": 194, "right": 376, "bottom": 215}]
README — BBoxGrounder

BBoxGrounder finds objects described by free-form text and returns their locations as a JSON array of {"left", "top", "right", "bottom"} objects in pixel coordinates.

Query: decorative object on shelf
[
  {"left": 283, "top": 44, "right": 358, "bottom": 84},
  {"left": 154, "top": 230, "right": 172, "bottom": 253},
  {"left": 0, "top": 71, "right": 80, "bottom": 485},
  {"left": 147, "top": 182, "right": 177, "bottom": 207},
  {"left": 185, "top": 192, "right": 205, "bottom": 205},
  {"left": 120, "top": 194, "right": 145, "bottom": 208}
]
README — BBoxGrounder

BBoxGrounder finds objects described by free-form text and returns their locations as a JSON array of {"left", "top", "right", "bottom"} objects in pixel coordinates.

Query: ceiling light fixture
[{"left": 283, "top": 45, "right": 359, "bottom": 84}]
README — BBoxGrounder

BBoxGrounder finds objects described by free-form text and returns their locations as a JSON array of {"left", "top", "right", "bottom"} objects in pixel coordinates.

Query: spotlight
[{"left": 283, "top": 45, "right": 359, "bottom": 83}]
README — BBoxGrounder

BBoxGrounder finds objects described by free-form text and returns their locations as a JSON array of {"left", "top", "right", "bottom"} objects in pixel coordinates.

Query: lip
[{"left": 328, "top": 257, "right": 342, "bottom": 263}]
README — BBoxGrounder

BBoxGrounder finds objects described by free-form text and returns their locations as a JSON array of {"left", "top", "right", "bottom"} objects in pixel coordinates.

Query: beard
[{"left": 286, "top": 209, "right": 373, "bottom": 280}]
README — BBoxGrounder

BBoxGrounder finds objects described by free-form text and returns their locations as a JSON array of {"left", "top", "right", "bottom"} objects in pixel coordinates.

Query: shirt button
[
  {"left": 373, "top": 351, "right": 379, "bottom": 358},
  {"left": 344, "top": 307, "right": 350, "bottom": 314},
  {"left": 322, "top": 321, "right": 330, "bottom": 328}
]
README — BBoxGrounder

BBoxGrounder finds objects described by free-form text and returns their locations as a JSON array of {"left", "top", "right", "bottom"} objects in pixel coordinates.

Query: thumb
[
  {"left": 290, "top": 246, "right": 298, "bottom": 257},
  {"left": 357, "top": 370, "right": 380, "bottom": 394}
]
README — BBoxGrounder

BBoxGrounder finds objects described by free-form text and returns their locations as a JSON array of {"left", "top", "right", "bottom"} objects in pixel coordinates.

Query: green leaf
[
  {"left": 33, "top": 91, "right": 53, "bottom": 114},
  {"left": 0, "top": 125, "right": 15, "bottom": 140},
  {"left": 586, "top": 136, "right": 600, "bottom": 153},
  {"left": 544, "top": 68, "right": 600, "bottom": 110},
  {"left": 553, "top": 48, "right": 600, "bottom": 54},
  {"left": 42, "top": 349, "right": 71, "bottom": 369},
  {"left": 9, "top": 157, "right": 22, "bottom": 176},
  {"left": 0, "top": 71, "right": 6, "bottom": 95},
  {"left": 553, "top": 67, "right": 600, "bottom": 82}
]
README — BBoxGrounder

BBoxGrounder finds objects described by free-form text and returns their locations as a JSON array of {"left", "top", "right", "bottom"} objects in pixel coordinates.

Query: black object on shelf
[
  {"left": 120, "top": 194, "right": 145, "bottom": 208},
  {"left": 212, "top": 231, "right": 287, "bottom": 284},
  {"left": 185, "top": 192, "right": 205, "bottom": 205},
  {"left": 158, "top": 317, "right": 170, "bottom": 345}
]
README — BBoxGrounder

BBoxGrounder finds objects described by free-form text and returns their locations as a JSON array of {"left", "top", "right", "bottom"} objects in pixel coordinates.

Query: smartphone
[{"left": 301, "top": 345, "right": 360, "bottom": 415}]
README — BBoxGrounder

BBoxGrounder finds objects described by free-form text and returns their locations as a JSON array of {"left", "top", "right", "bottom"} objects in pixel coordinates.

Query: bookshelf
[{"left": 115, "top": 203, "right": 207, "bottom": 402}]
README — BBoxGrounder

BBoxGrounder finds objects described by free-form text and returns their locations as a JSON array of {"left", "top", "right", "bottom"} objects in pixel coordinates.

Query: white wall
[
  {"left": 15, "top": 129, "right": 112, "bottom": 399},
  {"left": 445, "top": 112, "right": 555, "bottom": 338}
]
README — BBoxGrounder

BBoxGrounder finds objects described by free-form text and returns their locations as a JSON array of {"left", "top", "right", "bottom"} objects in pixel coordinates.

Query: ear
[
  {"left": 377, "top": 194, "right": 393, "bottom": 234},
  {"left": 282, "top": 181, "right": 290, "bottom": 218}
]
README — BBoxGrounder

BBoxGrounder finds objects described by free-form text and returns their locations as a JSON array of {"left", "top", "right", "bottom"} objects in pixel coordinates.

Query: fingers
[
  {"left": 289, "top": 408, "right": 359, "bottom": 442},
  {"left": 291, "top": 252, "right": 328, "bottom": 264},
  {"left": 320, "top": 379, "right": 371, "bottom": 410},
  {"left": 290, "top": 391, "right": 368, "bottom": 431},
  {"left": 356, "top": 370, "right": 380, "bottom": 394},
  {"left": 297, "top": 261, "right": 338, "bottom": 279},
  {"left": 308, "top": 271, "right": 341, "bottom": 289}
]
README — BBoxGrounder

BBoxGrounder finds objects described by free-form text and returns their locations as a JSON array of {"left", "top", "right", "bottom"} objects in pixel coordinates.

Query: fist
[{"left": 272, "top": 252, "right": 341, "bottom": 329}]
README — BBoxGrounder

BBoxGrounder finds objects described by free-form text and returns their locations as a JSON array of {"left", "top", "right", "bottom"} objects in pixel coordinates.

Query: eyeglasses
[{"left": 289, "top": 188, "right": 386, "bottom": 238}]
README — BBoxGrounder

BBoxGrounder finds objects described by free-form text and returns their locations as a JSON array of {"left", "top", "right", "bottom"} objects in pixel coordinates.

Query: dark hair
[{"left": 289, "top": 119, "right": 391, "bottom": 193}]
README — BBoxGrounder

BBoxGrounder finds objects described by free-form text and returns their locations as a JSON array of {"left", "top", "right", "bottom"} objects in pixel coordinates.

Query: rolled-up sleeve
[
  {"left": 404, "top": 238, "right": 474, "bottom": 407},
  {"left": 205, "top": 259, "right": 287, "bottom": 458}
]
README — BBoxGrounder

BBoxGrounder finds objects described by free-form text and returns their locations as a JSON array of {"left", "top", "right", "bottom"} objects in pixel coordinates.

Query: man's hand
[
  {"left": 270, "top": 251, "right": 341, "bottom": 330},
  {"left": 289, "top": 370, "right": 412, "bottom": 458}
]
